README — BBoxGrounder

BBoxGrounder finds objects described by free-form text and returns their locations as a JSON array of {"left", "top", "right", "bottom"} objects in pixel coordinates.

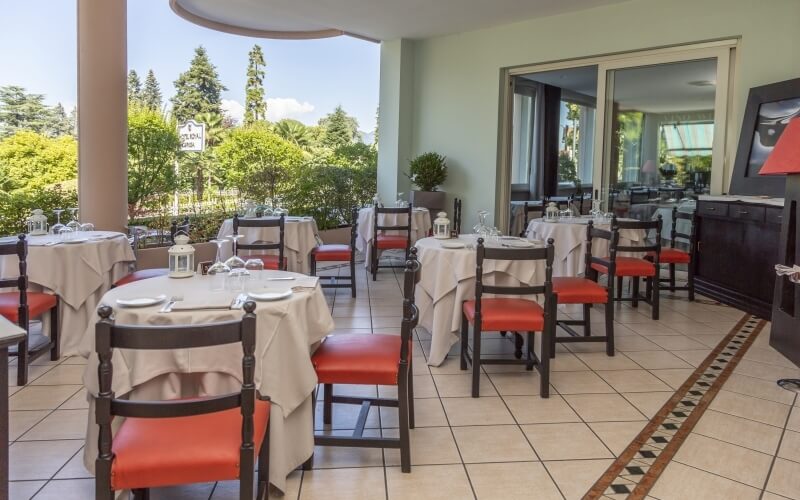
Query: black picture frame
[{"left": 729, "top": 77, "right": 800, "bottom": 197}]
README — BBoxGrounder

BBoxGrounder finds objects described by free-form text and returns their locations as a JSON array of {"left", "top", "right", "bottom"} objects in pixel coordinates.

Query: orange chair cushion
[
  {"left": 110, "top": 400, "right": 270, "bottom": 491},
  {"left": 647, "top": 248, "right": 691, "bottom": 264},
  {"left": 0, "top": 292, "right": 57, "bottom": 322},
  {"left": 463, "top": 298, "right": 544, "bottom": 332},
  {"left": 114, "top": 268, "right": 169, "bottom": 287},
  {"left": 552, "top": 277, "right": 608, "bottom": 304},
  {"left": 375, "top": 235, "right": 409, "bottom": 250},
  {"left": 591, "top": 257, "right": 656, "bottom": 277},
  {"left": 312, "top": 244, "right": 353, "bottom": 262},
  {"left": 312, "top": 334, "right": 404, "bottom": 386},
  {"left": 246, "top": 255, "right": 287, "bottom": 270}
]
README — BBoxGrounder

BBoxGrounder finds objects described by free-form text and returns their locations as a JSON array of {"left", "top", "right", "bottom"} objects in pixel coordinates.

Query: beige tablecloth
[
  {"left": 356, "top": 207, "right": 431, "bottom": 268},
  {"left": 414, "top": 235, "right": 547, "bottom": 366},
  {"left": 217, "top": 217, "right": 319, "bottom": 274},
  {"left": 80, "top": 272, "right": 334, "bottom": 493},
  {"left": 0, "top": 231, "right": 134, "bottom": 355}
]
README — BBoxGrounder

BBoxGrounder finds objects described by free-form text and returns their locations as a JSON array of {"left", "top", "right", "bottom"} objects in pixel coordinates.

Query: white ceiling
[{"left": 171, "top": 0, "right": 630, "bottom": 41}]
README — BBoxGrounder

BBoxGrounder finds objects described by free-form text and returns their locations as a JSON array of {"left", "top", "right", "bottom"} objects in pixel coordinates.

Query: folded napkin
[
  {"left": 170, "top": 298, "right": 234, "bottom": 311},
  {"left": 292, "top": 276, "right": 320, "bottom": 291}
]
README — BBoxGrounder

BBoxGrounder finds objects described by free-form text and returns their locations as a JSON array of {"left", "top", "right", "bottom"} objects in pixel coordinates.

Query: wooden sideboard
[{"left": 694, "top": 198, "right": 783, "bottom": 319}]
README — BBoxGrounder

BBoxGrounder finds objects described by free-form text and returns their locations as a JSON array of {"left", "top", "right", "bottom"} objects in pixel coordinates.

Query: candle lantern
[
  {"left": 544, "top": 202, "right": 560, "bottom": 222},
  {"left": 433, "top": 212, "right": 451, "bottom": 239},
  {"left": 26, "top": 209, "right": 49, "bottom": 236},
  {"left": 168, "top": 234, "right": 195, "bottom": 278}
]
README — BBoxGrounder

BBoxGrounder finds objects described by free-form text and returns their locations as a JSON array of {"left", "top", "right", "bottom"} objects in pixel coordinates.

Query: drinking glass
[
  {"left": 473, "top": 210, "right": 490, "bottom": 236},
  {"left": 208, "top": 239, "right": 231, "bottom": 292},
  {"left": 244, "top": 258, "right": 264, "bottom": 290},
  {"left": 58, "top": 227, "right": 74, "bottom": 242},
  {"left": 51, "top": 209, "right": 65, "bottom": 235},
  {"left": 225, "top": 268, "right": 250, "bottom": 292},
  {"left": 79, "top": 223, "right": 95, "bottom": 234},
  {"left": 396, "top": 192, "right": 405, "bottom": 208}
]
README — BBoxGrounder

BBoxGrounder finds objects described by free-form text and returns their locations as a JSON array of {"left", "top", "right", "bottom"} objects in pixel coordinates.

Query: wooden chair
[
  {"left": 520, "top": 201, "right": 544, "bottom": 237},
  {"left": 94, "top": 301, "right": 270, "bottom": 500},
  {"left": 647, "top": 207, "right": 696, "bottom": 300},
  {"left": 311, "top": 209, "right": 358, "bottom": 298},
  {"left": 0, "top": 235, "right": 59, "bottom": 386},
  {"left": 593, "top": 216, "right": 662, "bottom": 320},
  {"left": 453, "top": 198, "right": 463, "bottom": 234},
  {"left": 311, "top": 248, "right": 421, "bottom": 472},
  {"left": 370, "top": 204, "right": 412, "bottom": 281},
  {"left": 114, "top": 217, "right": 190, "bottom": 288},
  {"left": 460, "top": 238, "right": 555, "bottom": 398},
  {"left": 234, "top": 214, "right": 287, "bottom": 270},
  {"left": 552, "top": 221, "right": 617, "bottom": 357}
]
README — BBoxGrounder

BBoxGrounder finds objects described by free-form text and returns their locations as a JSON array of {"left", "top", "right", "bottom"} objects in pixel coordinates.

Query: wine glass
[
  {"left": 224, "top": 234, "right": 246, "bottom": 270},
  {"left": 51, "top": 209, "right": 65, "bottom": 235},
  {"left": 79, "top": 223, "right": 95, "bottom": 235},
  {"left": 66, "top": 207, "right": 80, "bottom": 232},
  {"left": 396, "top": 192, "right": 405, "bottom": 208},
  {"left": 473, "top": 210, "right": 490, "bottom": 236},
  {"left": 58, "top": 227, "right": 73, "bottom": 242},
  {"left": 208, "top": 239, "right": 232, "bottom": 292},
  {"left": 244, "top": 258, "right": 264, "bottom": 290}
]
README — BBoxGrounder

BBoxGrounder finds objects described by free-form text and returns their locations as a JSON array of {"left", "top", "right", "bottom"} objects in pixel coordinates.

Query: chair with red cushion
[
  {"left": 234, "top": 214, "right": 287, "bottom": 271},
  {"left": 0, "top": 235, "right": 59, "bottom": 386},
  {"left": 460, "top": 238, "right": 555, "bottom": 398},
  {"left": 311, "top": 209, "right": 357, "bottom": 298},
  {"left": 590, "top": 216, "right": 663, "bottom": 320},
  {"left": 311, "top": 248, "right": 421, "bottom": 472},
  {"left": 94, "top": 301, "right": 270, "bottom": 500},
  {"left": 645, "top": 207, "right": 696, "bottom": 301},
  {"left": 371, "top": 204, "right": 412, "bottom": 281},
  {"left": 552, "top": 221, "right": 616, "bottom": 357},
  {"left": 114, "top": 218, "right": 190, "bottom": 288}
]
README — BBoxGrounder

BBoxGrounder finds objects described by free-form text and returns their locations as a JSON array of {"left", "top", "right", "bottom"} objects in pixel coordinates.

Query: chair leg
[
  {"left": 132, "top": 489, "right": 150, "bottom": 500},
  {"left": 539, "top": 311, "right": 553, "bottom": 398},
  {"left": 651, "top": 277, "right": 660, "bottom": 320},
  {"left": 257, "top": 421, "right": 271, "bottom": 500},
  {"left": 669, "top": 263, "right": 676, "bottom": 292},
  {"left": 310, "top": 255, "right": 317, "bottom": 276},
  {"left": 16, "top": 337, "right": 28, "bottom": 386},
  {"left": 471, "top": 323, "right": 482, "bottom": 398},
  {"left": 632, "top": 277, "right": 640, "bottom": 308},
  {"left": 645, "top": 276, "right": 652, "bottom": 303},
  {"left": 460, "top": 314, "right": 468, "bottom": 370},
  {"left": 583, "top": 304, "right": 592, "bottom": 337},
  {"left": 50, "top": 301, "right": 60, "bottom": 361},
  {"left": 398, "top": 373, "right": 411, "bottom": 473},
  {"left": 408, "top": 361, "right": 415, "bottom": 429},
  {"left": 605, "top": 299, "right": 615, "bottom": 356},
  {"left": 371, "top": 246, "right": 377, "bottom": 281},
  {"left": 350, "top": 254, "right": 357, "bottom": 298},
  {"left": 513, "top": 333, "right": 524, "bottom": 359},
  {"left": 688, "top": 261, "right": 695, "bottom": 302},
  {"left": 616, "top": 277, "right": 623, "bottom": 300},
  {"left": 525, "top": 332, "right": 535, "bottom": 371},
  {"left": 322, "top": 383, "right": 333, "bottom": 425}
]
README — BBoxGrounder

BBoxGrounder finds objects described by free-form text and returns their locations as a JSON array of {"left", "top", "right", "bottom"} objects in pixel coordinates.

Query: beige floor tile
[
  {"left": 385, "top": 464, "right": 474, "bottom": 500},
  {"left": 19, "top": 409, "right": 88, "bottom": 441},
  {"left": 384, "top": 426, "right": 461, "bottom": 466},
  {"left": 573, "top": 352, "right": 640, "bottom": 370},
  {"left": 647, "top": 334, "right": 710, "bottom": 352},
  {"left": 563, "top": 393, "right": 647, "bottom": 422},
  {"left": 778, "top": 430, "right": 800, "bottom": 463},
  {"left": 379, "top": 374, "right": 437, "bottom": 399},
  {"left": 665, "top": 321, "right": 726, "bottom": 335},
  {"left": 589, "top": 420, "right": 648, "bottom": 456},
  {"left": 29, "top": 365, "right": 87, "bottom": 386},
  {"left": 380, "top": 397, "right": 448, "bottom": 428},
  {"left": 331, "top": 306, "right": 372, "bottom": 317},
  {"left": 674, "top": 433, "right": 773, "bottom": 487},
  {"left": 544, "top": 459, "right": 613, "bottom": 500},
  {"left": 9, "top": 480, "right": 45, "bottom": 500},
  {"left": 693, "top": 409, "right": 783, "bottom": 455},
  {"left": 9, "top": 410, "right": 49, "bottom": 441},
  {"left": 550, "top": 371, "right": 614, "bottom": 394},
  {"left": 428, "top": 358, "right": 466, "bottom": 375},
  {"left": 650, "top": 368, "right": 694, "bottom": 390},
  {"left": 650, "top": 461, "right": 760, "bottom": 500},
  {"left": 9, "top": 385, "right": 82, "bottom": 411},
  {"left": 31, "top": 478, "right": 95, "bottom": 499},
  {"left": 614, "top": 335, "right": 661, "bottom": 351},
  {"left": 744, "top": 346, "right": 797, "bottom": 368},
  {"left": 432, "top": 373, "right": 496, "bottom": 397},
  {"left": 735, "top": 359, "right": 800, "bottom": 382},
  {"left": 9, "top": 439, "right": 83, "bottom": 481},
  {"left": 672, "top": 349, "right": 713, "bottom": 367},
  {"left": 487, "top": 371, "right": 546, "bottom": 396},
  {"left": 548, "top": 352, "right": 591, "bottom": 371},
  {"left": 57, "top": 389, "right": 89, "bottom": 410},
  {"left": 372, "top": 316, "right": 403, "bottom": 328},
  {"left": 314, "top": 400, "right": 380, "bottom": 431},
  {"left": 692, "top": 334, "right": 728, "bottom": 348},
  {"left": 8, "top": 365, "right": 53, "bottom": 387},
  {"left": 522, "top": 422, "right": 613, "bottom": 460},
  {"left": 300, "top": 467, "right": 386, "bottom": 500},
  {"left": 722, "top": 373, "right": 796, "bottom": 405},
  {"left": 597, "top": 369, "right": 672, "bottom": 393},
  {"left": 787, "top": 407, "right": 800, "bottom": 433},
  {"left": 766, "top": 458, "right": 800, "bottom": 499},
  {"left": 503, "top": 395, "right": 581, "bottom": 424},
  {"left": 467, "top": 462, "right": 562, "bottom": 500},
  {"left": 623, "top": 350, "right": 692, "bottom": 369},
  {"left": 312, "top": 430, "right": 384, "bottom": 469},
  {"left": 52, "top": 448, "right": 91, "bottom": 480},
  {"left": 709, "top": 390, "right": 791, "bottom": 428},
  {"left": 453, "top": 425, "right": 536, "bottom": 463},
  {"left": 212, "top": 471, "right": 301, "bottom": 499},
  {"left": 441, "top": 397, "right": 514, "bottom": 426},
  {"left": 621, "top": 392, "right": 673, "bottom": 419},
  {"left": 333, "top": 317, "right": 373, "bottom": 329},
  {"left": 625, "top": 322, "right": 682, "bottom": 336}
]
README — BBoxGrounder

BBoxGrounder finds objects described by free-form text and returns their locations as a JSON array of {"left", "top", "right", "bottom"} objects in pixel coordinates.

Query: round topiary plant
[{"left": 408, "top": 152, "right": 447, "bottom": 192}]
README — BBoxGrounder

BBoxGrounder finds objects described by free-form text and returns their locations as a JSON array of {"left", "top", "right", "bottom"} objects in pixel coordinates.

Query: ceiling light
[{"left": 688, "top": 80, "right": 716, "bottom": 87}]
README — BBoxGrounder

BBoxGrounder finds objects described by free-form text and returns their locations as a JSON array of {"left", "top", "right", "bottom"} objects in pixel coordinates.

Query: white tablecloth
[
  {"left": 80, "top": 272, "right": 334, "bottom": 493},
  {"left": 0, "top": 231, "right": 134, "bottom": 356},
  {"left": 356, "top": 207, "right": 431, "bottom": 268},
  {"left": 414, "top": 235, "right": 546, "bottom": 366},
  {"left": 217, "top": 217, "right": 319, "bottom": 274},
  {"left": 525, "top": 218, "right": 647, "bottom": 277}
]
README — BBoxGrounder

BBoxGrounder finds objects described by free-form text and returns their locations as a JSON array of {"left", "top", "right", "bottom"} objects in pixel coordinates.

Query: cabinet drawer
[
  {"left": 766, "top": 207, "right": 784, "bottom": 225},
  {"left": 729, "top": 205, "right": 765, "bottom": 222},
  {"left": 698, "top": 202, "right": 728, "bottom": 217}
]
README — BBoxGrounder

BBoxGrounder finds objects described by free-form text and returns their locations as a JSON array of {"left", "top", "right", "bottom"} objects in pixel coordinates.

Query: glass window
[
  {"left": 557, "top": 100, "right": 595, "bottom": 189},
  {"left": 511, "top": 91, "right": 535, "bottom": 185}
]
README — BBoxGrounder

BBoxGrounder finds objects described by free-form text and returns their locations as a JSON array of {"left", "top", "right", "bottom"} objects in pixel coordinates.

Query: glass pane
[
  {"left": 511, "top": 91, "right": 535, "bottom": 185},
  {"left": 557, "top": 100, "right": 596, "bottom": 190}
]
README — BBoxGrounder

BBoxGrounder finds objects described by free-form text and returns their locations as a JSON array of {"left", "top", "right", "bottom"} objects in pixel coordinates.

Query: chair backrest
[
  {"left": 373, "top": 204, "right": 412, "bottom": 243},
  {"left": 474, "top": 237, "right": 555, "bottom": 319},
  {"left": 670, "top": 207, "right": 697, "bottom": 250},
  {"left": 608, "top": 189, "right": 619, "bottom": 214},
  {"left": 94, "top": 302, "right": 261, "bottom": 488},
  {"left": 613, "top": 215, "right": 663, "bottom": 263},
  {"left": 233, "top": 214, "right": 286, "bottom": 270},
  {"left": 521, "top": 201, "right": 544, "bottom": 236},
  {"left": 629, "top": 189, "right": 650, "bottom": 205},
  {"left": 582, "top": 221, "right": 619, "bottom": 291},
  {"left": 399, "top": 247, "right": 421, "bottom": 365},
  {"left": 0, "top": 235, "right": 29, "bottom": 328},
  {"left": 453, "top": 198, "right": 463, "bottom": 234}
]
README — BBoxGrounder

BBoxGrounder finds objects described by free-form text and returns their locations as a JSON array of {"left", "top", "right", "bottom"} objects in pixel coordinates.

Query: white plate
[
  {"left": 505, "top": 239, "right": 535, "bottom": 248},
  {"left": 440, "top": 241, "right": 466, "bottom": 249},
  {"left": 248, "top": 290, "right": 293, "bottom": 301},
  {"left": 63, "top": 238, "right": 90, "bottom": 244},
  {"left": 116, "top": 294, "right": 167, "bottom": 308}
]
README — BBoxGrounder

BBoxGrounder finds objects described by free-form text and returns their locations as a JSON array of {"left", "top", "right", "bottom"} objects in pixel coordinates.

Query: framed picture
[
  {"left": 198, "top": 260, "right": 213, "bottom": 275},
  {"left": 729, "top": 77, "right": 800, "bottom": 196}
]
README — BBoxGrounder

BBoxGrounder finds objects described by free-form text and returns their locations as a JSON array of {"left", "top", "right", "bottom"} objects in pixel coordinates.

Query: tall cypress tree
[
  {"left": 142, "top": 70, "right": 162, "bottom": 110},
  {"left": 244, "top": 44, "right": 267, "bottom": 126},
  {"left": 171, "top": 46, "right": 227, "bottom": 123},
  {"left": 127, "top": 70, "right": 143, "bottom": 104}
]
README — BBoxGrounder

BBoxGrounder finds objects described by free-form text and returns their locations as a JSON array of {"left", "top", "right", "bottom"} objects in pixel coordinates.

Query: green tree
[
  {"left": 0, "top": 131, "right": 77, "bottom": 192},
  {"left": 127, "top": 70, "right": 143, "bottom": 105},
  {"left": 272, "top": 119, "right": 312, "bottom": 150},
  {"left": 0, "top": 86, "right": 51, "bottom": 138},
  {"left": 127, "top": 106, "right": 180, "bottom": 218},
  {"left": 319, "top": 106, "right": 359, "bottom": 149},
  {"left": 244, "top": 45, "right": 267, "bottom": 125},
  {"left": 46, "top": 103, "right": 75, "bottom": 137},
  {"left": 171, "top": 46, "right": 227, "bottom": 123},
  {"left": 142, "top": 70, "right": 162, "bottom": 110}
]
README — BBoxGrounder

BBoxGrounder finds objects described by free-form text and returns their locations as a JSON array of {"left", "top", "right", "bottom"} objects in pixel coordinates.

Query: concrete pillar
[
  {"left": 77, "top": 0, "right": 128, "bottom": 232},
  {"left": 377, "top": 39, "right": 414, "bottom": 204}
]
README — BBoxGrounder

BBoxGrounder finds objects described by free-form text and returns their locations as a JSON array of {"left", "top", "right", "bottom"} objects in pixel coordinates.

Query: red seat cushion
[
  {"left": 375, "top": 235, "right": 409, "bottom": 250},
  {"left": 114, "top": 268, "right": 169, "bottom": 287},
  {"left": 110, "top": 400, "right": 270, "bottom": 491},
  {"left": 246, "top": 255, "right": 287, "bottom": 270},
  {"left": 312, "top": 334, "right": 403, "bottom": 386},
  {"left": 312, "top": 244, "right": 353, "bottom": 262},
  {"left": 552, "top": 277, "right": 608, "bottom": 304},
  {"left": 463, "top": 298, "right": 544, "bottom": 332},
  {"left": 591, "top": 257, "right": 656, "bottom": 277},
  {"left": 0, "top": 292, "right": 57, "bottom": 322},
  {"left": 647, "top": 247, "right": 691, "bottom": 264}
]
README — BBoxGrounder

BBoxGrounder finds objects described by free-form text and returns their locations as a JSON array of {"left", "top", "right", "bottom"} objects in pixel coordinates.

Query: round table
[
  {"left": 80, "top": 271, "right": 334, "bottom": 493},
  {"left": 356, "top": 207, "right": 431, "bottom": 268},
  {"left": 0, "top": 231, "right": 134, "bottom": 356},
  {"left": 414, "top": 235, "right": 547, "bottom": 366},
  {"left": 217, "top": 216, "right": 319, "bottom": 274}
]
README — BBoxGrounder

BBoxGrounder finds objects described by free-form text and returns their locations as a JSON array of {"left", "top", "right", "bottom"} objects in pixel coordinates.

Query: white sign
[{"left": 178, "top": 120, "right": 206, "bottom": 152}]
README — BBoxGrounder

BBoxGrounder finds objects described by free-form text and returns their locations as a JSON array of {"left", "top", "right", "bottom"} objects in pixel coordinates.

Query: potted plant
[{"left": 407, "top": 152, "right": 448, "bottom": 211}]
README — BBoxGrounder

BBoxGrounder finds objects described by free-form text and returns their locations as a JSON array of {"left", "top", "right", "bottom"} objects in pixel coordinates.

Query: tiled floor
[{"left": 7, "top": 259, "right": 800, "bottom": 499}]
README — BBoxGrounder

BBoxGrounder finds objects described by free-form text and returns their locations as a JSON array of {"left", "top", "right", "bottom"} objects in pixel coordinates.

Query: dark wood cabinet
[{"left": 694, "top": 199, "right": 782, "bottom": 319}]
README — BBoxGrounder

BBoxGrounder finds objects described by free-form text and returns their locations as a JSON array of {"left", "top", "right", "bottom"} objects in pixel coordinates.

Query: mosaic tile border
[{"left": 584, "top": 314, "right": 768, "bottom": 500}]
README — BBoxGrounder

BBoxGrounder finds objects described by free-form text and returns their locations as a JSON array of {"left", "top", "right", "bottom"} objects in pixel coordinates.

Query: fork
[{"left": 159, "top": 295, "right": 183, "bottom": 313}]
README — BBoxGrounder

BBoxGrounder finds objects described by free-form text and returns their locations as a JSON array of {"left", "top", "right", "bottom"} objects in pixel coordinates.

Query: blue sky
[{"left": 0, "top": 0, "right": 381, "bottom": 131}]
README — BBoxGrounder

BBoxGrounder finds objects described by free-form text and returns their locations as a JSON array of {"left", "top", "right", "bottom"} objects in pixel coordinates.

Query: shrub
[
  {"left": 407, "top": 152, "right": 447, "bottom": 191},
  {"left": 0, "top": 184, "right": 78, "bottom": 236}
]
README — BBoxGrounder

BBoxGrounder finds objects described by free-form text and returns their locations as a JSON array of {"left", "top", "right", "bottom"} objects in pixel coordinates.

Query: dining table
[
  {"left": 80, "top": 270, "right": 334, "bottom": 494},
  {"left": 0, "top": 231, "right": 134, "bottom": 356},
  {"left": 355, "top": 206, "right": 431, "bottom": 268},
  {"left": 414, "top": 234, "right": 547, "bottom": 366},
  {"left": 216, "top": 216, "right": 320, "bottom": 274}
]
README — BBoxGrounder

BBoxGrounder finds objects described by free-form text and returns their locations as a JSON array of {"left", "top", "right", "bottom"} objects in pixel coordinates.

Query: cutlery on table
[
  {"left": 265, "top": 277, "right": 295, "bottom": 281},
  {"left": 158, "top": 295, "right": 183, "bottom": 313}
]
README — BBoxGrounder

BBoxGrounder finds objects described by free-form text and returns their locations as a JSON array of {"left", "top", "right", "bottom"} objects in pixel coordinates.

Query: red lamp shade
[{"left": 760, "top": 117, "right": 800, "bottom": 175}]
